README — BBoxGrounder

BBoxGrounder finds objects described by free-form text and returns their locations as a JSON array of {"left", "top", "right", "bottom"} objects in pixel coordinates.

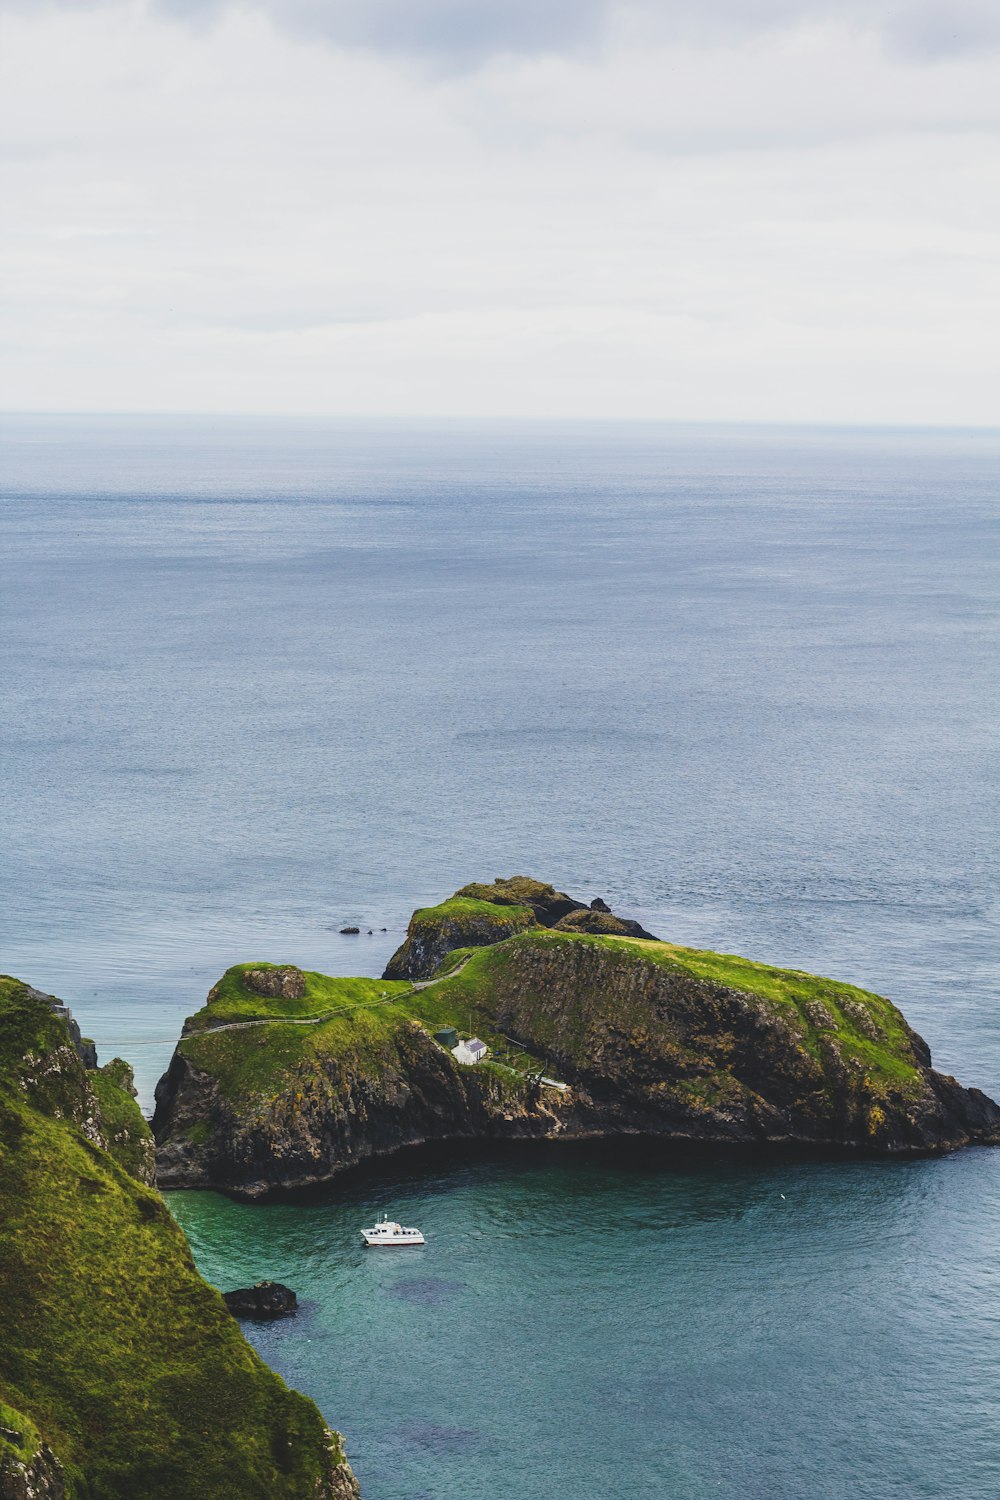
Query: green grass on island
[
  {"left": 177, "top": 929, "right": 923, "bottom": 1108},
  {"left": 188, "top": 963, "right": 414, "bottom": 1029},
  {"left": 407, "top": 896, "right": 535, "bottom": 928},
  {"left": 491, "top": 929, "right": 923, "bottom": 1086},
  {"left": 178, "top": 966, "right": 553, "bottom": 1104}
]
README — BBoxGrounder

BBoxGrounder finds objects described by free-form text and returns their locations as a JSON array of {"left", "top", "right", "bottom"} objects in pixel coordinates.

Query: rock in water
[{"left": 223, "top": 1282, "right": 298, "bottom": 1320}]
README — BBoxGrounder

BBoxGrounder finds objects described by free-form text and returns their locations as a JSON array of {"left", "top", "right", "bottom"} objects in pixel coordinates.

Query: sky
[{"left": 1, "top": 0, "right": 998, "bottom": 422}]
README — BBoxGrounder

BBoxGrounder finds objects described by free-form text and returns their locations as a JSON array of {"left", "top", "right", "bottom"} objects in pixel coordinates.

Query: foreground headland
[
  {"left": 153, "top": 877, "right": 1000, "bottom": 1200},
  {"left": 0, "top": 976, "right": 359, "bottom": 1500}
]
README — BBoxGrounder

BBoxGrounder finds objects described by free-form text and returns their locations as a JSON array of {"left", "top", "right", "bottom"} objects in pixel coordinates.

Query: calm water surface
[
  {"left": 168, "top": 1142, "right": 1000, "bottom": 1500},
  {"left": 3, "top": 415, "right": 999, "bottom": 1498}
]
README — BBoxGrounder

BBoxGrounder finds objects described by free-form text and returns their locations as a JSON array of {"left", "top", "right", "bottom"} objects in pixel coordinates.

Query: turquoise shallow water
[
  {"left": 169, "top": 1143, "right": 1000, "bottom": 1500},
  {"left": 3, "top": 414, "right": 1000, "bottom": 1497}
]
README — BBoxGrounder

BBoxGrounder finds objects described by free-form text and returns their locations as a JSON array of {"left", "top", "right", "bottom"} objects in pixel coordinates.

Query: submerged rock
[{"left": 223, "top": 1282, "right": 298, "bottom": 1320}]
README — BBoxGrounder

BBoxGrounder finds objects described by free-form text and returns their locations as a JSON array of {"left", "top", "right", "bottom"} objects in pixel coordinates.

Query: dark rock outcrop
[
  {"left": 243, "top": 967, "right": 306, "bottom": 1000},
  {"left": 0, "top": 1440, "right": 67, "bottom": 1500},
  {"left": 383, "top": 875, "right": 656, "bottom": 980},
  {"left": 223, "top": 1282, "right": 298, "bottom": 1320},
  {"left": 553, "top": 909, "right": 658, "bottom": 940}
]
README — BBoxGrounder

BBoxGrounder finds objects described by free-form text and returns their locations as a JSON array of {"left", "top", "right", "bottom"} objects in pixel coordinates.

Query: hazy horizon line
[{"left": 3, "top": 409, "right": 1000, "bottom": 436}]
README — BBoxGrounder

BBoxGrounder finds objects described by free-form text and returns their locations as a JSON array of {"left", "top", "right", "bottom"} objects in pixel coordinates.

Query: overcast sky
[{"left": 2, "top": 0, "right": 998, "bottom": 421}]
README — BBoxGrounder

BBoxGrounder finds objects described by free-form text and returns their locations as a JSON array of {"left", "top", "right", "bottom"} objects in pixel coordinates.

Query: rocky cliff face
[
  {"left": 2, "top": 977, "right": 154, "bottom": 1187},
  {"left": 0, "top": 976, "right": 360, "bottom": 1500},
  {"left": 0, "top": 1433, "right": 67, "bottom": 1500},
  {"left": 383, "top": 898, "right": 536, "bottom": 981},
  {"left": 153, "top": 928, "right": 1000, "bottom": 1199},
  {"left": 466, "top": 932, "right": 1000, "bottom": 1154},
  {"left": 154, "top": 1016, "right": 574, "bottom": 1197}
]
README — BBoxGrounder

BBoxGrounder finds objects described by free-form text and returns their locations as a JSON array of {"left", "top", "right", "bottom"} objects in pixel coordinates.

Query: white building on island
[{"left": 452, "top": 1037, "right": 489, "bottom": 1066}]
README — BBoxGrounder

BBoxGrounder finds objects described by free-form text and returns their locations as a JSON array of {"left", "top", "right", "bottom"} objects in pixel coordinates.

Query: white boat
[{"left": 361, "top": 1214, "right": 425, "bottom": 1247}]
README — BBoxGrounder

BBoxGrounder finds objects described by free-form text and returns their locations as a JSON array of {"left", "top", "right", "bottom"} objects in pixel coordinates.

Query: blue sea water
[{"left": 2, "top": 414, "right": 999, "bottom": 1498}]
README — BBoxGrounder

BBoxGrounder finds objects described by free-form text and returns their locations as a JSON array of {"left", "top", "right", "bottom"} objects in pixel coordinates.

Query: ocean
[{"left": 3, "top": 413, "right": 999, "bottom": 1498}]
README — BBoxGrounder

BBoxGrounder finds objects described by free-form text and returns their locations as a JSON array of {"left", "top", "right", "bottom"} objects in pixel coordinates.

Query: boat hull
[{"left": 362, "top": 1231, "right": 425, "bottom": 1246}]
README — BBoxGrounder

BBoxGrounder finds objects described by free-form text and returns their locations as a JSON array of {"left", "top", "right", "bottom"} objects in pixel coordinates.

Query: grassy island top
[
  {"left": 409, "top": 895, "right": 535, "bottom": 926},
  {"left": 177, "top": 929, "right": 923, "bottom": 1106},
  {"left": 445, "top": 930, "right": 922, "bottom": 1084},
  {"left": 190, "top": 964, "right": 414, "bottom": 1029}
]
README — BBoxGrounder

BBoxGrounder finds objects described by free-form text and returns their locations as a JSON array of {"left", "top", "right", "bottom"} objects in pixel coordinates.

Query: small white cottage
[{"left": 451, "top": 1037, "right": 489, "bottom": 1066}]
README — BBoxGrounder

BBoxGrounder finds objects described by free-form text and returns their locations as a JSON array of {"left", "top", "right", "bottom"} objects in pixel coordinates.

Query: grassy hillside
[
  {"left": 421, "top": 931, "right": 925, "bottom": 1092},
  {"left": 189, "top": 963, "right": 413, "bottom": 1030},
  {"left": 0, "top": 976, "right": 354, "bottom": 1500}
]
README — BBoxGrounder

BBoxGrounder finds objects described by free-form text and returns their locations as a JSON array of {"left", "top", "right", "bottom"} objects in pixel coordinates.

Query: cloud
[
  {"left": 1, "top": 1, "right": 998, "bottom": 421},
  {"left": 160, "top": 0, "right": 1000, "bottom": 62},
  {"left": 5, "top": 0, "right": 1000, "bottom": 65}
]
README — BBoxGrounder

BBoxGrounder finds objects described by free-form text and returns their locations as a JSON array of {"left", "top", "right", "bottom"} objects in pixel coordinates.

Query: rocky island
[
  {"left": 0, "top": 976, "right": 359, "bottom": 1500},
  {"left": 153, "top": 878, "right": 1000, "bottom": 1199}
]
